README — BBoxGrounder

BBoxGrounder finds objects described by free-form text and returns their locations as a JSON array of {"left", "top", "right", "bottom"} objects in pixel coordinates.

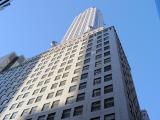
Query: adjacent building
[
  {"left": 0, "top": 7, "right": 147, "bottom": 120},
  {"left": 141, "top": 110, "right": 150, "bottom": 120},
  {"left": 0, "top": 0, "right": 11, "bottom": 10}
]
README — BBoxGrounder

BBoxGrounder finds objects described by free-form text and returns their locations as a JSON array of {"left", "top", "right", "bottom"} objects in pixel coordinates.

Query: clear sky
[{"left": 0, "top": 0, "right": 159, "bottom": 119}]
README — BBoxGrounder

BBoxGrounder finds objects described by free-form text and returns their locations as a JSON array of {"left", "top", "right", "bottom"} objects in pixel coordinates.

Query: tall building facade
[
  {"left": 0, "top": 0, "right": 11, "bottom": 11},
  {"left": 0, "top": 7, "right": 146, "bottom": 120},
  {"left": 155, "top": 0, "right": 160, "bottom": 18}
]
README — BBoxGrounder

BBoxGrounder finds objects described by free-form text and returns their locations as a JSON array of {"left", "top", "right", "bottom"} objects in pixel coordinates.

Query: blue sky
[{"left": 0, "top": 0, "right": 159, "bottom": 119}]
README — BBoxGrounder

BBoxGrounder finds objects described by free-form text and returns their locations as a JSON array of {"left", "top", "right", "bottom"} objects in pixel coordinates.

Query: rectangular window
[
  {"left": 55, "top": 89, "right": 63, "bottom": 96},
  {"left": 17, "top": 101, "right": 24, "bottom": 108},
  {"left": 104, "top": 58, "right": 111, "bottom": 64},
  {"left": 92, "top": 88, "right": 101, "bottom": 97},
  {"left": 35, "top": 96, "right": 42, "bottom": 102},
  {"left": 71, "top": 76, "right": 79, "bottom": 83},
  {"left": 54, "top": 75, "right": 61, "bottom": 81},
  {"left": 37, "top": 115, "right": 45, "bottom": 120},
  {"left": 27, "top": 98, "right": 35, "bottom": 105},
  {"left": 42, "top": 103, "right": 50, "bottom": 111},
  {"left": 51, "top": 100, "right": 60, "bottom": 109},
  {"left": 95, "top": 54, "right": 102, "bottom": 60},
  {"left": 61, "top": 109, "right": 71, "bottom": 119},
  {"left": 104, "top": 46, "right": 110, "bottom": 51},
  {"left": 104, "top": 65, "right": 111, "bottom": 72},
  {"left": 51, "top": 83, "right": 58, "bottom": 89},
  {"left": 104, "top": 85, "right": 113, "bottom": 94},
  {"left": 40, "top": 87, "right": 47, "bottom": 93},
  {"left": 69, "top": 85, "right": 77, "bottom": 92},
  {"left": 79, "top": 82, "right": 87, "bottom": 90},
  {"left": 74, "top": 68, "right": 81, "bottom": 74},
  {"left": 104, "top": 74, "right": 112, "bottom": 82},
  {"left": 90, "top": 117, "right": 100, "bottom": 120},
  {"left": 65, "top": 96, "right": 74, "bottom": 104},
  {"left": 104, "top": 97, "right": 114, "bottom": 109},
  {"left": 21, "top": 108, "right": 30, "bottom": 116},
  {"left": 30, "top": 106, "right": 37, "bottom": 114},
  {"left": 81, "top": 73, "right": 88, "bottom": 80},
  {"left": 73, "top": 105, "right": 83, "bottom": 116},
  {"left": 47, "top": 113, "right": 56, "bottom": 120},
  {"left": 59, "top": 80, "right": 66, "bottom": 87},
  {"left": 91, "top": 101, "right": 101, "bottom": 112},
  {"left": 93, "top": 77, "right": 101, "bottom": 85},
  {"left": 47, "top": 92, "right": 54, "bottom": 99},
  {"left": 10, "top": 112, "right": 18, "bottom": 119},
  {"left": 83, "top": 65, "right": 89, "bottom": 71},
  {"left": 62, "top": 72, "right": 69, "bottom": 78},
  {"left": 84, "top": 58, "right": 90, "bottom": 64},
  {"left": 104, "top": 51, "right": 110, "bottom": 57},
  {"left": 76, "top": 93, "right": 85, "bottom": 102},
  {"left": 94, "top": 69, "right": 101, "bottom": 75},
  {"left": 95, "top": 61, "right": 102, "bottom": 67}
]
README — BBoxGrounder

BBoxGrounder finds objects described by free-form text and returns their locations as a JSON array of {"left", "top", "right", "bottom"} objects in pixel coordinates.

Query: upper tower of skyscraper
[{"left": 62, "top": 7, "right": 104, "bottom": 41}]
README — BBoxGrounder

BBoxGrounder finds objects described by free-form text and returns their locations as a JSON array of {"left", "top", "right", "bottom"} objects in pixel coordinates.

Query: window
[
  {"left": 65, "top": 65, "right": 71, "bottom": 70},
  {"left": 104, "top": 58, "right": 111, "bottom": 64},
  {"left": 96, "top": 49, "right": 102, "bottom": 54},
  {"left": 10, "top": 112, "right": 18, "bottom": 119},
  {"left": 17, "top": 101, "right": 24, "bottom": 108},
  {"left": 66, "top": 96, "right": 74, "bottom": 104},
  {"left": 28, "top": 85, "right": 34, "bottom": 90},
  {"left": 33, "top": 89, "right": 39, "bottom": 95},
  {"left": 70, "top": 54, "right": 75, "bottom": 58},
  {"left": 94, "top": 69, "right": 101, "bottom": 75},
  {"left": 104, "top": 46, "right": 110, "bottom": 51},
  {"left": 37, "top": 115, "right": 45, "bottom": 120},
  {"left": 68, "top": 59, "right": 73, "bottom": 64},
  {"left": 61, "top": 109, "right": 71, "bottom": 119},
  {"left": 83, "top": 65, "right": 89, "bottom": 71},
  {"left": 54, "top": 75, "right": 61, "bottom": 81},
  {"left": 76, "top": 61, "right": 83, "bottom": 67},
  {"left": 91, "top": 101, "right": 101, "bottom": 112},
  {"left": 104, "top": 51, "right": 110, "bottom": 57},
  {"left": 81, "top": 73, "right": 88, "bottom": 80},
  {"left": 10, "top": 103, "right": 17, "bottom": 110},
  {"left": 104, "top": 65, "right": 111, "bottom": 72},
  {"left": 76, "top": 93, "right": 85, "bottom": 102},
  {"left": 73, "top": 105, "right": 83, "bottom": 116},
  {"left": 55, "top": 89, "right": 63, "bottom": 96},
  {"left": 16, "top": 94, "right": 23, "bottom": 100},
  {"left": 41, "top": 74, "right": 47, "bottom": 79},
  {"left": 47, "top": 113, "right": 56, "bottom": 120},
  {"left": 42, "top": 103, "right": 50, "bottom": 111},
  {"left": 104, "top": 97, "right": 114, "bottom": 109},
  {"left": 95, "top": 61, "right": 102, "bottom": 67},
  {"left": 85, "top": 53, "right": 91, "bottom": 58},
  {"left": 51, "top": 83, "right": 58, "bottom": 89},
  {"left": 27, "top": 98, "right": 35, "bottom": 105},
  {"left": 62, "top": 72, "right": 69, "bottom": 78},
  {"left": 90, "top": 117, "right": 100, "bottom": 120},
  {"left": 92, "top": 88, "right": 101, "bottom": 97},
  {"left": 21, "top": 108, "right": 30, "bottom": 116},
  {"left": 58, "top": 68, "right": 64, "bottom": 73},
  {"left": 84, "top": 58, "right": 90, "bottom": 64},
  {"left": 3, "top": 114, "right": 10, "bottom": 120},
  {"left": 44, "top": 79, "right": 50, "bottom": 84},
  {"left": 104, "top": 85, "right": 113, "bottom": 94},
  {"left": 61, "top": 62, "right": 66, "bottom": 67},
  {"left": 104, "top": 113, "right": 115, "bottom": 120},
  {"left": 69, "top": 85, "right": 77, "bottom": 92},
  {"left": 104, "top": 74, "right": 112, "bottom": 82},
  {"left": 71, "top": 76, "right": 79, "bottom": 83},
  {"left": 51, "top": 100, "right": 60, "bottom": 109},
  {"left": 23, "top": 92, "right": 29, "bottom": 98},
  {"left": 104, "top": 41, "right": 109, "bottom": 45},
  {"left": 79, "top": 82, "right": 87, "bottom": 90},
  {"left": 35, "top": 96, "right": 42, "bottom": 102},
  {"left": 37, "top": 81, "right": 43, "bottom": 87},
  {"left": 74, "top": 68, "right": 81, "bottom": 74},
  {"left": 30, "top": 106, "right": 37, "bottom": 114},
  {"left": 47, "top": 92, "right": 54, "bottom": 99},
  {"left": 93, "top": 77, "right": 101, "bottom": 85},
  {"left": 59, "top": 80, "right": 66, "bottom": 87},
  {"left": 40, "top": 87, "right": 47, "bottom": 93},
  {"left": 96, "top": 44, "right": 102, "bottom": 48},
  {"left": 21, "top": 87, "right": 27, "bottom": 92},
  {"left": 95, "top": 54, "right": 102, "bottom": 60},
  {"left": 78, "top": 55, "right": 83, "bottom": 60}
]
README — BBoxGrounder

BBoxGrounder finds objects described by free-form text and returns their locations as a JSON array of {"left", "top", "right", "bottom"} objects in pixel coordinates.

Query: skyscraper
[
  {"left": 155, "top": 0, "right": 160, "bottom": 17},
  {"left": 0, "top": 7, "right": 147, "bottom": 120},
  {"left": 0, "top": 0, "right": 11, "bottom": 11}
]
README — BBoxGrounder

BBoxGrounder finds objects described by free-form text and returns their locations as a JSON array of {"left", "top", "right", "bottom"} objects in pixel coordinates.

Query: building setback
[{"left": 0, "top": 7, "right": 147, "bottom": 120}]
